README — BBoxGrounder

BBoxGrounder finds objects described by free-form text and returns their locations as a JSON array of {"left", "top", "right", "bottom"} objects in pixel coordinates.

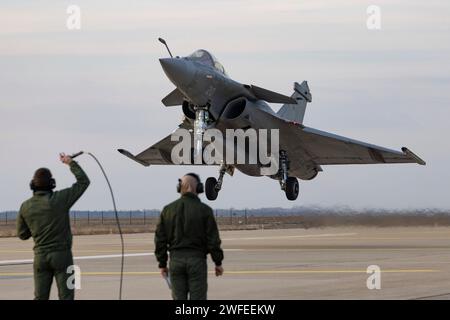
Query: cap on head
[{"left": 30, "top": 168, "right": 56, "bottom": 191}]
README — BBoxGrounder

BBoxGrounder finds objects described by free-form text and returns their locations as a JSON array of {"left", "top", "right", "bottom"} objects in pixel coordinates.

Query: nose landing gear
[{"left": 193, "top": 104, "right": 210, "bottom": 164}]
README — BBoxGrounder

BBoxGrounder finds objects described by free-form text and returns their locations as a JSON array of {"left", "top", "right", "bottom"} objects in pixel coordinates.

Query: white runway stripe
[
  {"left": 0, "top": 253, "right": 153, "bottom": 266},
  {"left": 0, "top": 259, "right": 33, "bottom": 266},
  {"left": 0, "top": 249, "right": 242, "bottom": 266}
]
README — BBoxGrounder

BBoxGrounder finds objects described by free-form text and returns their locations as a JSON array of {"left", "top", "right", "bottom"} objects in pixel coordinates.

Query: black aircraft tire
[
  {"left": 285, "top": 177, "right": 299, "bottom": 201},
  {"left": 205, "top": 177, "right": 219, "bottom": 201}
]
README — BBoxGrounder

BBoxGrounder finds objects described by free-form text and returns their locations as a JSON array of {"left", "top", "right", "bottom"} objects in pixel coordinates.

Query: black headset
[
  {"left": 30, "top": 178, "right": 56, "bottom": 191},
  {"left": 177, "top": 173, "right": 204, "bottom": 194}
]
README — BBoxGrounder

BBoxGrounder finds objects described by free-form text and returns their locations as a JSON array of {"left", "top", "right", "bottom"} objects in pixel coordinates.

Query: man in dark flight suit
[
  {"left": 17, "top": 153, "right": 90, "bottom": 300},
  {"left": 155, "top": 173, "right": 224, "bottom": 300}
]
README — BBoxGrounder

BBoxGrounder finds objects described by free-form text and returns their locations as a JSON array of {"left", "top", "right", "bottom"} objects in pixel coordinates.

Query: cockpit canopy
[{"left": 187, "top": 49, "right": 228, "bottom": 76}]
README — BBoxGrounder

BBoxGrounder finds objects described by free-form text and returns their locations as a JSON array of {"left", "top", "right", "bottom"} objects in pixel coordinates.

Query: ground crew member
[
  {"left": 155, "top": 173, "right": 224, "bottom": 300},
  {"left": 17, "top": 153, "right": 90, "bottom": 300}
]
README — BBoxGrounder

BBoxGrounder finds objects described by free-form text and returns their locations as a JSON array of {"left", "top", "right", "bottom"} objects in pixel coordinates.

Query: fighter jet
[{"left": 118, "top": 38, "right": 425, "bottom": 201}]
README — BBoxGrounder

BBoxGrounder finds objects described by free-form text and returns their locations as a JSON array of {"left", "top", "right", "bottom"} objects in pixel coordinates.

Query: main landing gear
[
  {"left": 278, "top": 150, "right": 299, "bottom": 201},
  {"left": 205, "top": 164, "right": 234, "bottom": 201}
]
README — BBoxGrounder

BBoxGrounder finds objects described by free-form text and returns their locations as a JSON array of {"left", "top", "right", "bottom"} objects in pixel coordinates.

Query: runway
[{"left": 1, "top": 227, "right": 450, "bottom": 300}]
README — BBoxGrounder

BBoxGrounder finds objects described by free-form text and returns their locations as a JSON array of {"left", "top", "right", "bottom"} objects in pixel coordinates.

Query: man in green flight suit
[
  {"left": 17, "top": 153, "right": 90, "bottom": 300},
  {"left": 155, "top": 173, "right": 224, "bottom": 300}
]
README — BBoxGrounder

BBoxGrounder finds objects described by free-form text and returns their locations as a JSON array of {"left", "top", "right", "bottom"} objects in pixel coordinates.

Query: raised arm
[{"left": 55, "top": 154, "right": 90, "bottom": 210}]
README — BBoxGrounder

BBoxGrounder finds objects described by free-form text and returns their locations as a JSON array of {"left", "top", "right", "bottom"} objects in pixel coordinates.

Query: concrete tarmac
[{"left": 1, "top": 227, "right": 450, "bottom": 300}]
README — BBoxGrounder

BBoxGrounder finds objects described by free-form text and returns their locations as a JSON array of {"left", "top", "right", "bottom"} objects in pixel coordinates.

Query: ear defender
[
  {"left": 30, "top": 178, "right": 55, "bottom": 191},
  {"left": 50, "top": 178, "right": 56, "bottom": 189},
  {"left": 186, "top": 173, "right": 204, "bottom": 194},
  {"left": 177, "top": 174, "right": 204, "bottom": 194},
  {"left": 196, "top": 178, "right": 204, "bottom": 194},
  {"left": 30, "top": 168, "right": 56, "bottom": 191},
  {"left": 197, "top": 182, "right": 204, "bottom": 194}
]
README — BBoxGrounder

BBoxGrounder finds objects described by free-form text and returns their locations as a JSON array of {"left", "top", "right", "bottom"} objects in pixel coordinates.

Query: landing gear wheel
[
  {"left": 285, "top": 177, "right": 299, "bottom": 201},
  {"left": 205, "top": 177, "right": 219, "bottom": 201}
]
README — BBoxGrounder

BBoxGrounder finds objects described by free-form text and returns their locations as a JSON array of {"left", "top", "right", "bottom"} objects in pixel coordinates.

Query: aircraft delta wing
[
  {"left": 118, "top": 120, "right": 216, "bottom": 166},
  {"left": 268, "top": 112, "right": 425, "bottom": 180}
]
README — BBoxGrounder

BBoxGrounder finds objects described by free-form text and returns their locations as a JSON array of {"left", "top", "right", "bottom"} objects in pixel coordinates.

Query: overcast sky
[{"left": 1, "top": 0, "right": 449, "bottom": 211}]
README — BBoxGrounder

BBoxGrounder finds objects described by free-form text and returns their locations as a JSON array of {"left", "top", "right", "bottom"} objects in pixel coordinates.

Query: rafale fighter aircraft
[{"left": 118, "top": 38, "right": 425, "bottom": 201}]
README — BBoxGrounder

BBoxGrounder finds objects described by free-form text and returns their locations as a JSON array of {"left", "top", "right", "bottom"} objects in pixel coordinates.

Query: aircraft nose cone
[{"left": 159, "top": 58, "right": 195, "bottom": 87}]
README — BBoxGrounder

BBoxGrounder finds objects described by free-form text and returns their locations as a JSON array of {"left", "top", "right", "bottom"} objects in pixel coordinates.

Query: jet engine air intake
[
  {"left": 221, "top": 97, "right": 253, "bottom": 128},
  {"left": 182, "top": 101, "right": 196, "bottom": 120},
  {"left": 223, "top": 97, "right": 246, "bottom": 119}
]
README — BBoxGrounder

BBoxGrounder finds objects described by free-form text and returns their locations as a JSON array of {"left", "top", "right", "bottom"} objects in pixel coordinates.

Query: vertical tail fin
[{"left": 277, "top": 81, "right": 312, "bottom": 124}]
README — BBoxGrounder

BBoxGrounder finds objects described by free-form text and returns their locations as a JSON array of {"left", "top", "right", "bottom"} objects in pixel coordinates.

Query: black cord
[{"left": 85, "top": 152, "right": 124, "bottom": 300}]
